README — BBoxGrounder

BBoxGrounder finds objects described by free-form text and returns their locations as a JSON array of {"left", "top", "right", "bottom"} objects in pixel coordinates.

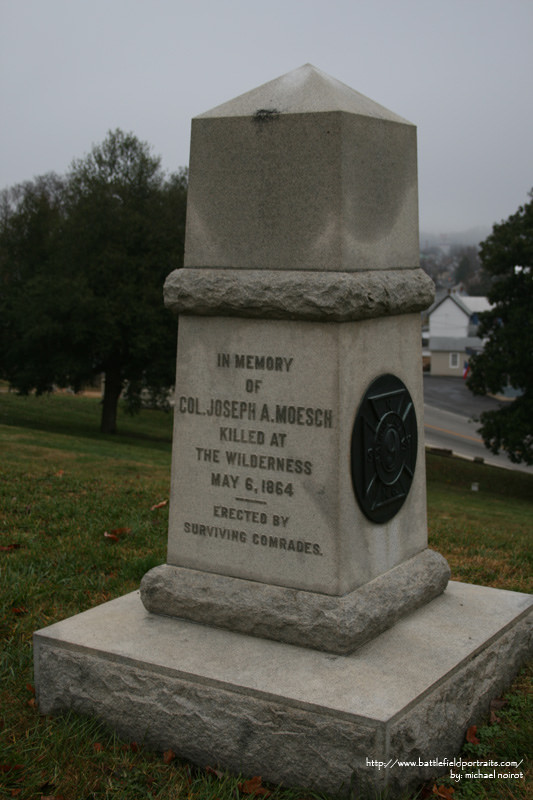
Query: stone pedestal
[
  {"left": 34, "top": 65, "right": 532, "bottom": 797},
  {"left": 34, "top": 583, "right": 532, "bottom": 798}
]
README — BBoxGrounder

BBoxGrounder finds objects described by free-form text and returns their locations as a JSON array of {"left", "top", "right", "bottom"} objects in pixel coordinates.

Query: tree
[
  {"left": 453, "top": 246, "right": 478, "bottom": 289},
  {"left": 0, "top": 130, "right": 187, "bottom": 433},
  {"left": 467, "top": 189, "right": 533, "bottom": 464},
  {"left": 0, "top": 173, "right": 69, "bottom": 394},
  {"left": 451, "top": 245, "right": 492, "bottom": 295}
]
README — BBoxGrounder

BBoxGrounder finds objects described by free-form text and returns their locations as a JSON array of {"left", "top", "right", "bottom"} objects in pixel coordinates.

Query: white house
[{"left": 427, "top": 289, "right": 492, "bottom": 376}]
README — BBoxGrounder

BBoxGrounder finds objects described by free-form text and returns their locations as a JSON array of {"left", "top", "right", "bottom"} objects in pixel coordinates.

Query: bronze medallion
[{"left": 351, "top": 374, "right": 417, "bottom": 523}]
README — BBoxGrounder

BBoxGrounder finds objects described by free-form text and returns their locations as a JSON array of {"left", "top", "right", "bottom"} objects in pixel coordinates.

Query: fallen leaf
[
  {"left": 27, "top": 697, "right": 37, "bottom": 708},
  {"left": 0, "top": 764, "right": 24, "bottom": 773},
  {"left": 163, "top": 749, "right": 176, "bottom": 764},
  {"left": 432, "top": 786, "right": 454, "bottom": 799},
  {"left": 55, "top": 470, "right": 64, "bottom": 478},
  {"left": 110, "top": 527, "right": 132, "bottom": 536},
  {"left": 0, "top": 543, "right": 22, "bottom": 552},
  {"left": 206, "top": 765, "right": 224, "bottom": 779},
  {"left": 103, "top": 532, "right": 119, "bottom": 542},
  {"left": 466, "top": 724, "right": 480, "bottom": 745},
  {"left": 26, "top": 683, "right": 35, "bottom": 695},
  {"left": 93, "top": 742, "right": 104, "bottom": 753},
  {"left": 151, "top": 500, "right": 168, "bottom": 511},
  {"left": 11, "top": 607, "right": 28, "bottom": 615},
  {"left": 238, "top": 775, "right": 271, "bottom": 796},
  {"left": 122, "top": 741, "right": 140, "bottom": 753}
]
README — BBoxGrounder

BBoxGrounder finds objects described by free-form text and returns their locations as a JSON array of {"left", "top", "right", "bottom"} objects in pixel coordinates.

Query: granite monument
[{"left": 34, "top": 65, "right": 532, "bottom": 798}]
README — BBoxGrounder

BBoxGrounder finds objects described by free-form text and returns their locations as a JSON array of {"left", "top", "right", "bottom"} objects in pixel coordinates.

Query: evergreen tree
[{"left": 467, "top": 190, "right": 533, "bottom": 464}]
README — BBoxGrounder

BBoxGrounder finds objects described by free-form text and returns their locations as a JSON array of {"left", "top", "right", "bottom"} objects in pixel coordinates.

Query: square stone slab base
[{"left": 34, "top": 582, "right": 532, "bottom": 798}]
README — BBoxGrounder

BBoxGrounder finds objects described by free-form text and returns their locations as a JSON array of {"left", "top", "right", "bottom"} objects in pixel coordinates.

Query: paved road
[
  {"left": 422, "top": 375, "right": 533, "bottom": 474},
  {"left": 423, "top": 374, "right": 505, "bottom": 418}
]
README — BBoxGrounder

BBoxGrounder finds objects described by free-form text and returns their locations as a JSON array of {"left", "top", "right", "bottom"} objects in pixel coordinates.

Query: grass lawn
[{"left": 1, "top": 392, "right": 531, "bottom": 800}]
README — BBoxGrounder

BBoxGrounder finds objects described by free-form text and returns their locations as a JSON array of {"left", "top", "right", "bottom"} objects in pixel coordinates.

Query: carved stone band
[
  {"left": 140, "top": 549, "right": 450, "bottom": 655},
  {"left": 164, "top": 267, "right": 435, "bottom": 321}
]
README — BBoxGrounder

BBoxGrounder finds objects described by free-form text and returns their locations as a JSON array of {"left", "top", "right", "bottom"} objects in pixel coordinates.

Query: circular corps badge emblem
[{"left": 351, "top": 374, "right": 417, "bottom": 523}]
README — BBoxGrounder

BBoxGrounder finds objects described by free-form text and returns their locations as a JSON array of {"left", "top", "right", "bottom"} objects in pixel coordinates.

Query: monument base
[
  {"left": 34, "top": 582, "right": 532, "bottom": 799},
  {"left": 140, "top": 549, "right": 450, "bottom": 653}
]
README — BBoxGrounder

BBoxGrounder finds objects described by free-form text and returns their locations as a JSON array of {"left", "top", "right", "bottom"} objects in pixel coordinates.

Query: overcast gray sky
[{"left": 1, "top": 0, "right": 531, "bottom": 235}]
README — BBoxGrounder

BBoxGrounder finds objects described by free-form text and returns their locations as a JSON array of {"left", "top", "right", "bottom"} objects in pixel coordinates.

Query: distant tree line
[
  {"left": 0, "top": 130, "right": 187, "bottom": 433},
  {"left": 420, "top": 244, "right": 493, "bottom": 295}
]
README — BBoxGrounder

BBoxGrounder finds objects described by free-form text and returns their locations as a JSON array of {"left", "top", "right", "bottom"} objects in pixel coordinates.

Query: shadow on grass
[
  {"left": 426, "top": 451, "right": 533, "bottom": 503},
  {"left": 0, "top": 391, "right": 173, "bottom": 451}
]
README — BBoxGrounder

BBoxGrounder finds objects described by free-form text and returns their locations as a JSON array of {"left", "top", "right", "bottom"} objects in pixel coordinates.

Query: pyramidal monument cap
[{"left": 197, "top": 63, "right": 413, "bottom": 123}]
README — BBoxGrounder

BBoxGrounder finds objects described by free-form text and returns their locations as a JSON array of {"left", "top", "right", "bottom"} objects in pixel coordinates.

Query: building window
[{"left": 449, "top": 352, "right": 460, "bottom": 369}]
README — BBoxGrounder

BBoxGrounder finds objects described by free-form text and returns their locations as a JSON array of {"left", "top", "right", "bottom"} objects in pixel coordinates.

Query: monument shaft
[{"left": 141, "top": 63, "right": 450, "bottom": 650}]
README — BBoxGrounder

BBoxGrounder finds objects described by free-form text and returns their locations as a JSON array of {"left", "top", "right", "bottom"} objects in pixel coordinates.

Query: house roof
[
  {"left": 427, "top": 291, "right": 492, "bottom": 318},
  {"left": 461, "top": 296, "right": 492, "bottom": 314}
]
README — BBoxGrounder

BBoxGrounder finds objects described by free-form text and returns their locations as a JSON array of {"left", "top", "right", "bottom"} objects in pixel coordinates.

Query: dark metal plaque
[{"left": 351, "top": 374, "right": 417, "bottom": 523}]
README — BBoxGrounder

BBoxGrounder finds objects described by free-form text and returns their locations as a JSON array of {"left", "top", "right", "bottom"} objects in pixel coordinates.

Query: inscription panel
[{"left": 167, "top": 317, "right": 339, "bottom": 593}]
